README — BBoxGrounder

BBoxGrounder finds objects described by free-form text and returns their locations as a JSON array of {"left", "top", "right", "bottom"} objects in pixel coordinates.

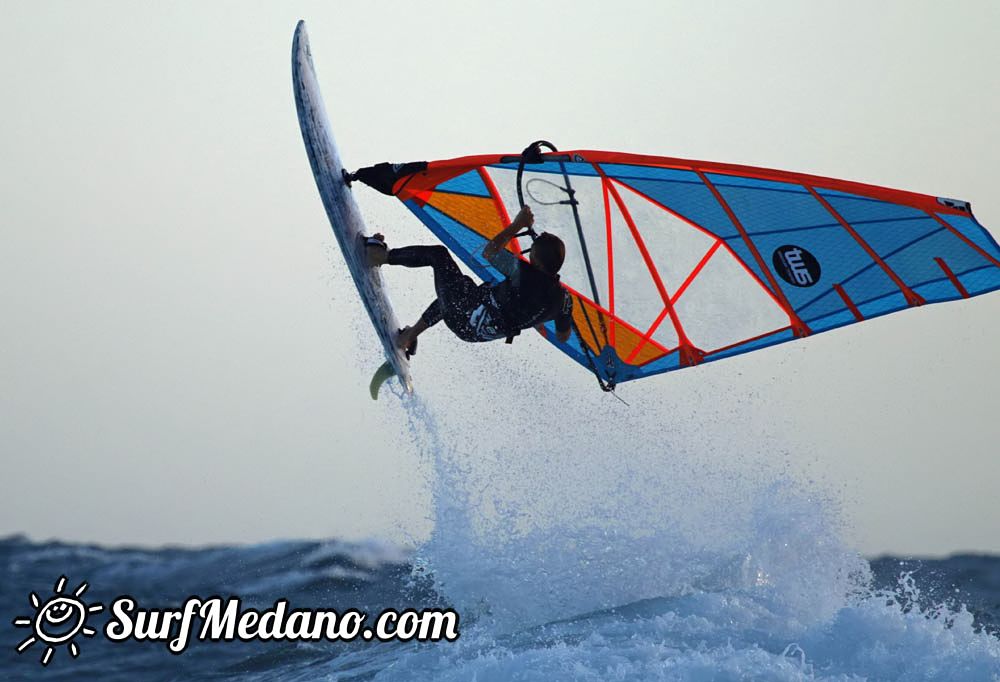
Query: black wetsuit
[{"left": 387, "top": 245, "right": 573, "bottom": 342}]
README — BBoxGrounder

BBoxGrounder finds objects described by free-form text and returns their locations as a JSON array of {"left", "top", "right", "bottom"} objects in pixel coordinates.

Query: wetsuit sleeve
[
  {"left": 555, "top": 291, "right": 573, "bottom": 333},
  {"left": 485, "top": 248, "right": 521, "bottom": 284}
]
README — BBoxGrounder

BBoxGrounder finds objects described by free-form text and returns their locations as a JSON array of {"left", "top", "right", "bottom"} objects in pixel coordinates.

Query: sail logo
[{"left": 772, "top": 245, "right": 821, "bottom": 287}]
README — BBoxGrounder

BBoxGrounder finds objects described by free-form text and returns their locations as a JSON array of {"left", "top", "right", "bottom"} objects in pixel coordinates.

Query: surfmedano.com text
[{"left": 106, "top": 597, "right": 459, "bottom": 653}]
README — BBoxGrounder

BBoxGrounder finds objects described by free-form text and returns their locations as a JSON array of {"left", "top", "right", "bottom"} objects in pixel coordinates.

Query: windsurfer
[{"left": 365, "top": 205, "right": 574, "bottom": 356}]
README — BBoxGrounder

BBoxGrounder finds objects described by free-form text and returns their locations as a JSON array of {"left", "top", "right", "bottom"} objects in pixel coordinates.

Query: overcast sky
[{"left": 1, "top": 1, "right": 997, "bottom": 556}]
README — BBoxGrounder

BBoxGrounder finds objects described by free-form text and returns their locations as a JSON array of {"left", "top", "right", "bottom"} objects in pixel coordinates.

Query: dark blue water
[
  {"left": 3, "top": 535, "right": 999, "bottom": 681},
  {"left": 1, "top": 535, "right": 441, "bottom": 681},
  {"left": 869, "top": 555, "right": 1000, "bottom": 639}
]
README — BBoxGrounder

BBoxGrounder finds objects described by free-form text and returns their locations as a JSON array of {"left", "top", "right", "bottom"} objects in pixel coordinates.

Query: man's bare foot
[
  {"left": 397, "top": 326, "right": 418, "bottom": 357},
  {"left": 365, "top": 234, "right": 388, "bottom": 267}
]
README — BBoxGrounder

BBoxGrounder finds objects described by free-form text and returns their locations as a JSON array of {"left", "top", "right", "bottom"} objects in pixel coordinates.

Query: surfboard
[{"left": 292, "top": 21, "right": 412, "bottom": 397}]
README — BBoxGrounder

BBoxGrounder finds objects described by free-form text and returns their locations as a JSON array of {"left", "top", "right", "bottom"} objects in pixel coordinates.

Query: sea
[
  {"left": 4, "top": 394, "right": 999, "bottom": 680},
  {"left": 2, "top": 536, "right": 999, "bottom": 681}
]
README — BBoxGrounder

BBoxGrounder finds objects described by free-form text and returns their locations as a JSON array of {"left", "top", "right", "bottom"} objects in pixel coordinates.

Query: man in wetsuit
[{"left": 366, "top": 206, "right": 574, "bottom": 354}]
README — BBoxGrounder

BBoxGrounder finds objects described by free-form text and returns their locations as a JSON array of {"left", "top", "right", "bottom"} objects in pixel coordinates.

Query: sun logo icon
[{"left": 12, "top": 575, "right": 103, "bottom": 666}]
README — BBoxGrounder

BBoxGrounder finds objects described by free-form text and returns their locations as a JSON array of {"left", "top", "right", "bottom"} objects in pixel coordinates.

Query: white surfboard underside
[{"left": 292, "top": 21, "right": 412, "bottom": 392}]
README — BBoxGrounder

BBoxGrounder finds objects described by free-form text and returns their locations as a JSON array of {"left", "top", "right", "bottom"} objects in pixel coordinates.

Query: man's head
[{"left": 530, "top": 232, "right": 566, "bottom": 274}]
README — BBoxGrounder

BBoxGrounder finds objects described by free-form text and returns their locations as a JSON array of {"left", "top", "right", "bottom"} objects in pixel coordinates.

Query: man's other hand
[{"left": 512, "top": 205, "right": 534, "bottom": 229}]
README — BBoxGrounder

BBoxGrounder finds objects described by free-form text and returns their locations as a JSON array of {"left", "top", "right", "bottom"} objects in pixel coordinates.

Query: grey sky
[{"left": 1, "top": 1, "right": 997, "bottom": 556}]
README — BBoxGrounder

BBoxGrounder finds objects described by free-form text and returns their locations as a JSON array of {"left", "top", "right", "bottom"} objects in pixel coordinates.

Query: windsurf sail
[{"left": 380, "top": 144, "right": 1000, "bottom": 388}]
